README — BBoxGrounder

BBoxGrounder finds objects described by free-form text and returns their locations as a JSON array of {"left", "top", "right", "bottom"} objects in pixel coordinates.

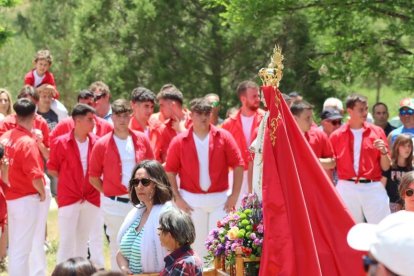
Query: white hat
[{"left": 347, "top": 211, "right": 414, "bottom": 276}]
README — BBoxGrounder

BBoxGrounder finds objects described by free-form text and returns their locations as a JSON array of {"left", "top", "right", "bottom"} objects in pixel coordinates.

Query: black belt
[
  {"left": 107, "top": 196, "right": 129, "bottom": 203},
  {"left": 346, "top": 179, "right": 375, "bottom": 183}
]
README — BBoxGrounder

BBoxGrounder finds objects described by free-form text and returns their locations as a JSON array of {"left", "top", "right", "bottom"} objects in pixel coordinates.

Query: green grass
[{"left": 0, "top": 204, "right": 111, "bottom": 276}]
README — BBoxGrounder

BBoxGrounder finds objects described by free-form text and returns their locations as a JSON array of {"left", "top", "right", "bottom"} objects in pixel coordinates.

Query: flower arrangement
[{"left": 205, "top": 193, "right": 263, "bottom": 268}]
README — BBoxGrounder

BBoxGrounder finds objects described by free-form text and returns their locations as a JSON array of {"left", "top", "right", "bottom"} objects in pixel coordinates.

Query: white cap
[
  {"left": 347, "top": 211, "right": 414, "bottom": 276},
  {"left": 323, "top": 97, "right": 343, "bottom": 111}
]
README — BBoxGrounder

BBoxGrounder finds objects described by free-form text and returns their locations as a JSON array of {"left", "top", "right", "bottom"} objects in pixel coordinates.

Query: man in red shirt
[
  {"left": 166, "top": 98, "right": 244, "bottom": 259},
  {"left": 222, "top": 81, "right": 264, "bottom": 205},
  {"left": 330, "top": 94, "right": 390, "bottom": 223},
  {"left": 154, "top": 85, "right": 191, "bottom": 163},
  {"left": 290, "top": 100, "right": 335, "bottom": 179},
  {"left": 47, "top": 104, "right": 100, "bottom": 264},
  {"left": 0, "top": 98, "right": 51, "bottom": 276},
  {"left": 89, "top": 99, "right": 153, "bottom": 270},
  {"left": 128, "top": 86, "right": 161, "bottom": 153}
]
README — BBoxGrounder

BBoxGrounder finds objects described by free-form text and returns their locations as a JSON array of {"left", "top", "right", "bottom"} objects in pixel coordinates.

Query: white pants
[
  {"left": 57, "top": 201, "right": 100, "bottom": 263},
  {"left": 88, "top": 209, "right": 105, "bottom": 269},
  {"left": 228, "top": 170, "right": 248, "bottom": 209},
  {"left": 101, "top": 196, "right": 133, "bottom": 270},
  {"left": 336, "top": 180, "right": 390, "bottom": 223},
  {"left": 7, "top": 188, "right": 51, "bottom": 276},
  {"left": 181, "top": 190, "right": 227, "bottom": 260}
]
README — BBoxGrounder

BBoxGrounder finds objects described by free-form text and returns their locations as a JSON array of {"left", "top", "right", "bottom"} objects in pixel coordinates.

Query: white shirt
[
  {"left": 193, "top": 133, "right": 211, "bottom": 192},
  {"left": 76, "top": 138, "right": 89, "bottom": 176},
  {"left": 114, "top": 135, "right": 135, "bottom": 188},
  {"left": 241, "top": 114, "right": 254, "bottom": 146},
  {"left": 33, "top": 70, "right": 45, "bottom": 87},
  {"left": 351, "top": 128, "right": 364, "bottom": 175}
]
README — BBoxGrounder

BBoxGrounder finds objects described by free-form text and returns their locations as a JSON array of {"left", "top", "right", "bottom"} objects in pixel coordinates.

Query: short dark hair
[
  {"left": 159, "top": 208, "right": 196, "bottom": 247},
  {"left": 130, "top": 87, "right": 156, "bottom": 103},
  {"left": 111, "top": 99, "right": 132, "bottom": 115},
  {"left": 14, "top": 98, "right": 36, "bottom": 118},
  {"left": 290, "top": 100, "right": 314, "bottom": 116},
  {"left": 156, "top": 84, "right": 183, "bottom": 105},
  {"left": 346, "top": 94, "right": 367, "bottom": 110},
  {"left": 71, "top": 103, "right": 96, "bottom": 119},
  {"left": 51, "top": 257, "right": 97, "bottom": 276},
  {"left": 128, "top": 160, "right": 173, "bottom": 206},
  {"left": 236, "top": 80, "right": 258, "bottom": 98},
  {"left": 18, "top": 86, "right": 39, "bottom": 102},
  {"left": 372, "top": 102, "right": 388, "bottom": 113},
  {"left": 77, "top": 90, "right": 94, "bottom": 102},
  {"left": 190, "top": 98, "right": 212, "bottom": 113}
]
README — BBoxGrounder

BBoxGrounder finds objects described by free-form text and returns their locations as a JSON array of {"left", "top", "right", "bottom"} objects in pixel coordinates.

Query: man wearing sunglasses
[
  {"left": 166, "top": 97, "right": 244, "bottom": 260},
  {"left": 89, "top": 81, "right": 113, "bottom": 124},
  {"left": 320, "top": 108, "right": 343, "bottom": 137},
  {"left": 388, "top": 98, "right": 414, "bottom": 145},
  {"left": 204, "top": 93, "right": 223, "bottom": 126},
  {"left": 330, "top": 94, "right": 391, "bottom": 224},
  {"left": 347, "top": 210, "right": 414, "bottom": 276},
  {"left": 89, "top": 99, "right": 153, "bottom": 270}
]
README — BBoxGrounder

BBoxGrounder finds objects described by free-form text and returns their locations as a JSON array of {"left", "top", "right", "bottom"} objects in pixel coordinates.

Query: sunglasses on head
[
  {"left": 406, "top": 188, "right": 414, "bottom": 197},
  {"left": 329, "top": 119, "right": 342, "bottom": 126},
  {"left": 129, "top": 178, "right": 152, "bottom": 187},
  {"left": 399, "top": 108, "right": 414, "bottom": 116}
]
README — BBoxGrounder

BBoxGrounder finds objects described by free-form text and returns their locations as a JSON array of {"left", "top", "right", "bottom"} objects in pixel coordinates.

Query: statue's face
[{"left": 259, "top": 89, "right": 267, "bottom": 108}]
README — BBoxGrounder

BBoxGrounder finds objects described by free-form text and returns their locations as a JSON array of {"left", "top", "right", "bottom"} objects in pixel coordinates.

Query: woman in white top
[{"left": 116, "top": 159, "right": 173, "bottom": 274}]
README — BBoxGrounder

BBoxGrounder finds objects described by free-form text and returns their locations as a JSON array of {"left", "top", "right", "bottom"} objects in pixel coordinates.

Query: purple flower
[
  {"left": 253, "top": 238, "right": 261, "bottom": 246},
  {"left": 250, "top": 233, "right": 257, "bottom": 240},
  {"left": 257, "top": 224, "right": 264, "bottom": 233}
]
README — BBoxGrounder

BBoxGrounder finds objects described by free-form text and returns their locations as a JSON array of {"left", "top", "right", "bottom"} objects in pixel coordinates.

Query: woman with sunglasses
[
  {"left": 116, "top": 160, "right": 173, "bottom": 275},
  {"left": 398, "top": 171, "right": 414, "bottom": 212}
]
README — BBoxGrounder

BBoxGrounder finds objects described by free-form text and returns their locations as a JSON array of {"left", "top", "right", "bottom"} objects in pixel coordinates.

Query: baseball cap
[
  {"left": 399, "top": 98, "right": 414, "bottom": 110},
  {"left": 320, "top": 108, "right": 343, "bottom": 121},
  {"left": 347, "top": 211, "right": 414, "bottom": 276}
]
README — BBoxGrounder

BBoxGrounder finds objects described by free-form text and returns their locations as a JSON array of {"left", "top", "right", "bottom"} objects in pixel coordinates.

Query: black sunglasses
[
  {"left": 362, "top": 255, "right": 378, "bottom": 272},
  {"left": 329, "top": 119, "right": 342, "bottom": 126},
  {"left": 94, "top": 93, "right": 106, "bottom": 102},
  {"left": 406, "top": 188, "right": 414, "bottom": 197},
  {"left": 129, "top": 178, "right": 152, "bottom": 187}
]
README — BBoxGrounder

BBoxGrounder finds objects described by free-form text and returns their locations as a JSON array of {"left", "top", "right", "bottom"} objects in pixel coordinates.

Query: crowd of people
[{"left": 0, "top": 48, "right": 413, "bottom": 276}]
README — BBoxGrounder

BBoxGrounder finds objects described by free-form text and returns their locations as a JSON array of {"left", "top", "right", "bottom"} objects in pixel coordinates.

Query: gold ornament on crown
[{"left": 258, "top": 45, "right": 284, "bottom": 87}]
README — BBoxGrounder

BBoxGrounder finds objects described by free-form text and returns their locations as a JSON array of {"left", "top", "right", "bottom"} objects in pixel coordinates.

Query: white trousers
[
  {"left": 336, "top": 180, "right": 390, "bottom": 223},
  {"left": 228, "top": 170, "right": 248, "bottom": 209},
  {"left": 181, "top": 190, "right": 227, "bottom": 260},
  {"left": 57, "top": 201, "right": 100, "bottom": 263},
  {"left": 7, "top": 188, "right": 51, "bottom": 276},
  {"left": 88, "top": 208, "right": 105, "bottom": 269},
  {"left": 101, "top": 196, "right": 133, "bottom": 270}
]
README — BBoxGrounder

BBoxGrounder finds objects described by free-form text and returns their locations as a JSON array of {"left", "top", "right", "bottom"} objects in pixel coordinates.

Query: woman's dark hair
[
  {"left": 51, "top": 257, "right": 97, "bottom": 276},
  {"left": 159, "top": 208, "right": 196, "bottom": 247},
  {"left": 128, "top": 159, "right": 173, "bottom": 206}
]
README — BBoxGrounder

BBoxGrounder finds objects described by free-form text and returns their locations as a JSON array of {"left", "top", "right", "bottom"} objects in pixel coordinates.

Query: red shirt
[
  {"left": 50, "top": 115, "right": 113, "bottom": 142},
  {"left": 0, "top": 114, "right": 50, "bottom": 147},
  {"left": 47, "top": 130, "right": 100, "bottom": 208},
  {"left": 305, "top": 127, "right": 334, "bottom": 158},
  {"left": 165, "top": 126, "right": 244, "bottom": 193},
  {"left": 89, "top": 130, "right": 154, "bottom": 196},
  {"left": 155, "top": 112, "right": 192, "bottom": 163},
  {"left": 128, "top": 116, "right": 161, "bottom": 155},
  {"left": 0, "top": 126, "right": 45, "bottom": 200},
  {"left": 221, "top": 109, "right": 265, "bottom": 170},
  {"left": 330, "top": 122, "right": 389, "bottom": 181},
  {"left": 24, "top": 69, "right": 60, "bottom": 98}
]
